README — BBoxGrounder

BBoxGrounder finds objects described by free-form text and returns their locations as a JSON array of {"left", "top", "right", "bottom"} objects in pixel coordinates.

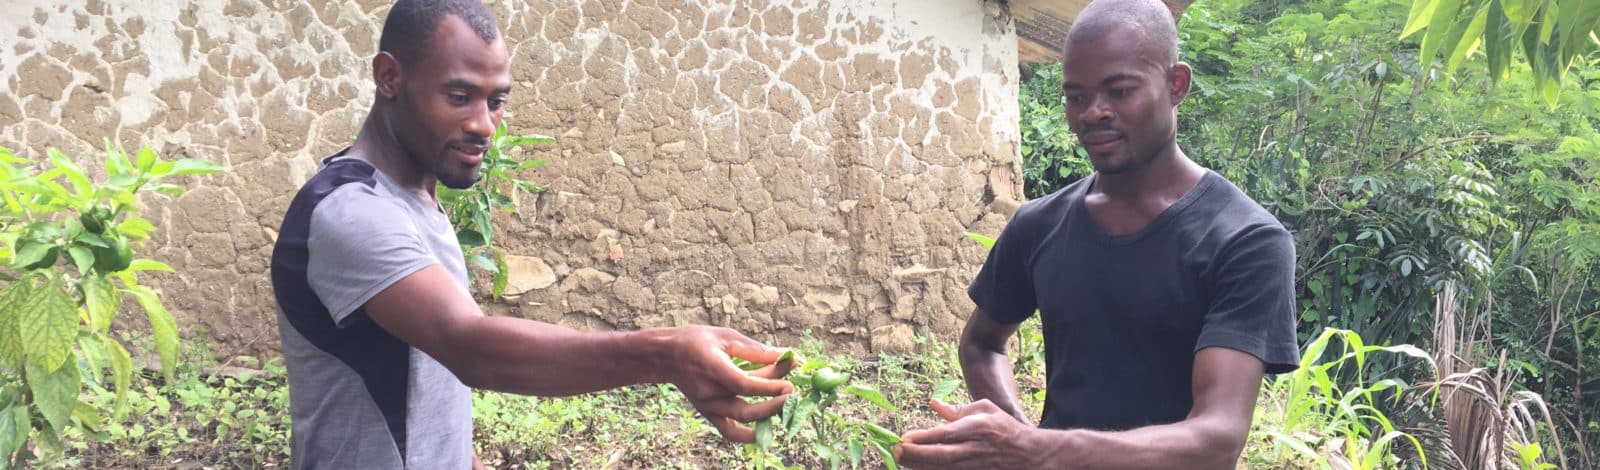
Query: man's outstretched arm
[
  {"left": 363, "top": 264, "right": 793, "bottom": 442},
  {"left": 898, "top": 347, "right": 1265, "bottom": 469}
]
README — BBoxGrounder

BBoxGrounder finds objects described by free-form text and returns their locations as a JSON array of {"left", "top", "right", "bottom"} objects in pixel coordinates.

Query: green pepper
[
  {"left": 80, "top": 205, "right": 112, "bottom": 234},
  {"left": 812, "top": 367, "right": 848, "bottom": 392},
  {"left": 92, "top": 235, "right": 132, "bottom": 273}
]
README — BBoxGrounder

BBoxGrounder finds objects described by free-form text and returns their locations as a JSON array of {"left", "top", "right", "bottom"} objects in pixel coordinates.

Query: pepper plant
[
  {"left": 437, "top": 121, "right": 552, "bottom": 299},
  {"left": 0, "top": 142, "right": 221, "bottom": 467},
  {"left": 740, "top": 351, "right": 903, "bottom": 469}
]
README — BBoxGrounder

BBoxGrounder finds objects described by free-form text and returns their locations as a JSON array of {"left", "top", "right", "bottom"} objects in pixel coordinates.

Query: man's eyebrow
[
  {"left": 1063, "top": 73, "right": 1144, "bottom": 90},
  {"left": 443, "top": 78, "right": 480, "bottom": 91},
  {"left": 1101, "top": 74, "right": 1140, "bottom": 85}
]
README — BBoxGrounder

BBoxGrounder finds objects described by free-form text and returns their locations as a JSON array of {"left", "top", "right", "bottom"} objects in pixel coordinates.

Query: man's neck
[
  {"left": 1090, "top": 144, "right": 1204, "bottom": 202},
  {"left": 348, "top": 111, "right": 438, "bottom": 202}
]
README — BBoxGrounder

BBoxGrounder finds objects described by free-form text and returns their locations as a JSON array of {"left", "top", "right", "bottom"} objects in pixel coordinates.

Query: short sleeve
[
  {"left": 967, "top": 205, "right": 1041, "bottom": 325},
  {"left": 306, "top": 184, "right": 438, "bottom": 327},
  {"left": 1195, "top": 224, "right": 1301, "bottom": 374}
]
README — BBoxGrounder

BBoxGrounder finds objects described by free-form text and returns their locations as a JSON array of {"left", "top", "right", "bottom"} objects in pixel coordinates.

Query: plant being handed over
[{"left": 738, "top": 351, "right": 903, "bottom": 470}]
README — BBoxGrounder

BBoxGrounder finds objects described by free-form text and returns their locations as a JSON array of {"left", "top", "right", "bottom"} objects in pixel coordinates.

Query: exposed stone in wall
[{"left": 0, "top": 0, "right": 1023, "bottom": 358}]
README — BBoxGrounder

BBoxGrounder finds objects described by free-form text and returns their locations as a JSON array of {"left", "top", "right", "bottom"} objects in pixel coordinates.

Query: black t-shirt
[{"left": 969, "top": 170, "right": 1299, "bottom": 431}]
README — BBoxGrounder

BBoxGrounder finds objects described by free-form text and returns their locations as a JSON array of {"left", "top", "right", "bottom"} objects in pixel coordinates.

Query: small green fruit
[{"left": 812, "top": 367, "right": 848, "bottom": 392}]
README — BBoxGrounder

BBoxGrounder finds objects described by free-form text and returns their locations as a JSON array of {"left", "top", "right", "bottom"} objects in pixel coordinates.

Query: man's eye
[
  {"left": 1064, "top": 95, "right": 1082, "bottom": 105},
  {"left": 448, "top": 94, "right": 470, "bottom": 105},
  {"left": 1110, "top": 88, "right": 1132, "bottom": 98},
  {"left": 489, "top": 98, "right": 506, "bottom": 110}
]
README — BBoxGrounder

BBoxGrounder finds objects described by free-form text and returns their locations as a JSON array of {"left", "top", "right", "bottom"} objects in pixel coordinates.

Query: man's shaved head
[{"left": 1065, "top": 0, "right": 1179, "bottom": 66}]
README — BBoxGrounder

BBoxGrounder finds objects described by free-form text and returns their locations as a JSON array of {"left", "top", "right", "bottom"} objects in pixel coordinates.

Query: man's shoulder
[
  {"left": 1013, "top": 176, "right": 1091, "bottom": 224},
  {"left": 1191, "top": 171, "right": 1290, "bottom": 235}
]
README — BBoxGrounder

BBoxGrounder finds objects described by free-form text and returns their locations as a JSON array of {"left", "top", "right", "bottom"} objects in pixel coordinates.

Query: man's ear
[
  {"left": 373, "top": 52, "right": 403, "bottom": 100},
  {"left": 1170, "top": 62, "right": 1192, "bottom": 105}
]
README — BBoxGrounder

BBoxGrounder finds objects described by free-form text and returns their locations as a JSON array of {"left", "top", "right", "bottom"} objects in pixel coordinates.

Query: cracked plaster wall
[{"left": 0, "top": 0, "right": 1024, "bottom": 358}]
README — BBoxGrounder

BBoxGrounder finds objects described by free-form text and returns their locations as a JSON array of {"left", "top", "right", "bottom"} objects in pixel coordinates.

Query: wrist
[
  {"left": 1023, "top": 427, "right": 1079, "bottom": 468},
  {"left": 622, "top": 327, "right": 678, "bottom": 385}
]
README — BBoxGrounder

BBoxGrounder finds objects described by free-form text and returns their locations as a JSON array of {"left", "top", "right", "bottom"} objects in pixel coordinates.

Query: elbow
[{"left": 1193, "top": 426, "right": 1249, "bottom": 470}]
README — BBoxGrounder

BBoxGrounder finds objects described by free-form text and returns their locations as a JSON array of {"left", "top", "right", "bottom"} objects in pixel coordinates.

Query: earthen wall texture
[{"left": 0, "top": 0, "right": 1024, "bottom": 358}]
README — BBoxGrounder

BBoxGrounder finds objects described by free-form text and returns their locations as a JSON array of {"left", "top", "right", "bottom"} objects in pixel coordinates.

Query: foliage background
[{"left": 1020, "top": 0, "right": 1599, "bottom": 465}]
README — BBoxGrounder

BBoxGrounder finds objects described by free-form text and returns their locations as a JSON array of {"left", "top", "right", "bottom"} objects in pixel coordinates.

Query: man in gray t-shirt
[{"left": 270, "top": 2, "right": 793, "bottom": 468}]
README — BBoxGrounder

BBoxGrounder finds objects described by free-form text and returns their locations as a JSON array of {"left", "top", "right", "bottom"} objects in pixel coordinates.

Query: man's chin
[{"left": 440, "top": 171, "right": 482, "bottom": 189}]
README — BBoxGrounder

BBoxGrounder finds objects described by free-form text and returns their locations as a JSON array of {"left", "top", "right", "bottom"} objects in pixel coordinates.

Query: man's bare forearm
[
  {"left": 1023, "top": 417, "right": 1245, "bottom": 469},
  {"left": 444, "top": 316, "right": 675, "bottom": 396},
  {"left": 959, "top": 340, "right": 1030, "bottom": 423}
]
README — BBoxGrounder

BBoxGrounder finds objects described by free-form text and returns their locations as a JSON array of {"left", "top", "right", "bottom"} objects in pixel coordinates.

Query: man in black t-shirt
[{"left": 896, "top": 1, "right": 1299, "bottom": 468}]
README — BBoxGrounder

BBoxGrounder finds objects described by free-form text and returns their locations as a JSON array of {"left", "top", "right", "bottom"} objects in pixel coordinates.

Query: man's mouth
[
  {"left": 451, "top": 145, "right": 486, "bottom": 165},
  {"left": 1080, "top": 130, "right": 1123, "bottom": 146}
]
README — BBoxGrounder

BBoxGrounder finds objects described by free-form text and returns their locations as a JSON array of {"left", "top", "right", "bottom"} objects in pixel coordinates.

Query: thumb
[{"left": 931, "top": 398, "right": 964, "bottom": 422}]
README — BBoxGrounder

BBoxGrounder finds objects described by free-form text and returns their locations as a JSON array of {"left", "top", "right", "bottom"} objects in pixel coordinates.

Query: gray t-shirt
[
  {"left": 270, "top": 155, "right": 473, "bottom": 469},
  {"left": 969, "top": 170, "right": 1300, "bottom": 431}
]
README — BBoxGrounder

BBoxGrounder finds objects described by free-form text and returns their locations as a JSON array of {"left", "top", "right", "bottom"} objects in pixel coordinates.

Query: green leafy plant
[
  {"left": 1252, "top": 327, "right": 1433, "bottom": 469},
  {"left": 438, "top": 122, "right": 553, "bottom": 299},
  {"left": 0, "top": 142, "right": 221, "bottom": 467},
  {"left": 741, "top": 351, "right": 903, "bottom": 470},
  {"left": 1401, "top": 0, "right": 1600, "bottom": 105},
  {"left": 1018, "top": 63, "right": 1093, "bottom": 199}
]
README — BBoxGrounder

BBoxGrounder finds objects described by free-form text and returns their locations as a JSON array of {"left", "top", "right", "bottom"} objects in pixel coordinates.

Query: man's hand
[
  {"left": 894, "top": 399, "right": 1039, "bottom": 469},
  {"left": 658, "top": 326, "right": 795, "bottom": 443}
]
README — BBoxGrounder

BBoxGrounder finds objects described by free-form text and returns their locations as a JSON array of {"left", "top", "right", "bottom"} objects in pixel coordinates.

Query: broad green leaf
[
  {"left": 28, "top": 354, "right": 81, "bottom": 435},
  {"left": 514, "top": 159, "right": 550, "bottom": 171},
  {"left": 1262, "top": 430, "right": 1321, "bottom": 459},
  {"left": 135, "top": 147, "right": 156, "bottom": 173},
  {"left": 849, "top": 438, "right": 865, "bottom": 468},
  {"left": 82, "top": 275, "right": 119, "bottom": 332},
  {"left": 1501, "top": 0, "right": 1537, "bottom": 24},
  {"left": 147, "top": 183, "right": 185, "bottom": 196},
  {"left": 169, "top": 159, "right": 223, "bottom": 176},
  {"left": 1446, "top": 4, "right": 1491, "bottom": 74},
  {"left": 1539, "top": 1, "right": 1556, "bottom": 44},
  {"left": 103, "top": 140, "right": 128, "bottom": 176},
  {"left": 468, "top": 252, "right": 496, "bottom": 273},
  {"left": 755, "top": 417, "right": 773, "bottom": 451},
  {"left": 12, "top": 242, "right": 52, "bottom": 270},
  {"left": 71, "top": 402, "right": 102, "bottom": 431},
  {"left": 116, "top": 217, "right": 155, "bottom": 239},
  {"left": 1419, "top": 0, "right": 1463, "bottom": 66},
  {"left": 127, "top": 286, "right": 178, "bottom": 380},
  {"left": 1484, "top": 0, "right": 1513, "bottom": 82},
  {"left": 457, "top": 230, "right": 486, "bottom": 248},
  {"left": 0, "top": 405, "right": 29, "bottom": 464},
  {"left": 491, "top": 249, "right": 509, "bottom": 299},
  {"left": 47, "top": 149, "right": 91, "bottom": 199},
  {"left": 843, "top": 384, "right": 896, "bottom": 411},
  {"left": 149, "top": 161, "right": 174, "bottom": 177},
  {"left": 870, "top": 439, "right": 899, "bottom": 470},
  {"left": 786, "top": 397, "right": 818, "bottom": 435},
  {"left": 0, "top": 404, "right": 19, "bottom": 464},
  {"left": 1402, "top": 0, "right": 1443, "bottom": 38},
  {"left": 126, "top": 259, "right": 174, "bottom": 273},
  {"left": 66, "top": 246, "right": 93, "bottom": 275},
  {"left": 21, "top": 280, "right": 78, "bottom": 372},
  {"left": 74, "top": 232, "right": 110, "bottom": 248},
  {"left": 104, "top": 174, "right": 137, "bottom": 191},
  {"left": 861, "top": 421, "right": 901, "bottom": 445},
  {"left": 107, "top": 337, "right": 132, "bottom": 421},
  {"left": 0, "top": 281, "right": 26, "bottom": 369},
  {"left": 931, "top": 378, "right": 961, "bottom": 401}
]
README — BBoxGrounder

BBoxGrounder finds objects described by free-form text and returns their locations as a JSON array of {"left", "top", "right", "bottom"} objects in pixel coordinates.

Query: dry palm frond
[{"left": 1414, "top": 282, "right": 1569, "bottom": 470}]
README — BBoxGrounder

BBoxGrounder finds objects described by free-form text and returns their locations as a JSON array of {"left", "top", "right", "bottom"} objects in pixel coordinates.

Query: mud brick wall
[{"left": 0, "top": 0, "right": 1025, "bottom": 359}]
